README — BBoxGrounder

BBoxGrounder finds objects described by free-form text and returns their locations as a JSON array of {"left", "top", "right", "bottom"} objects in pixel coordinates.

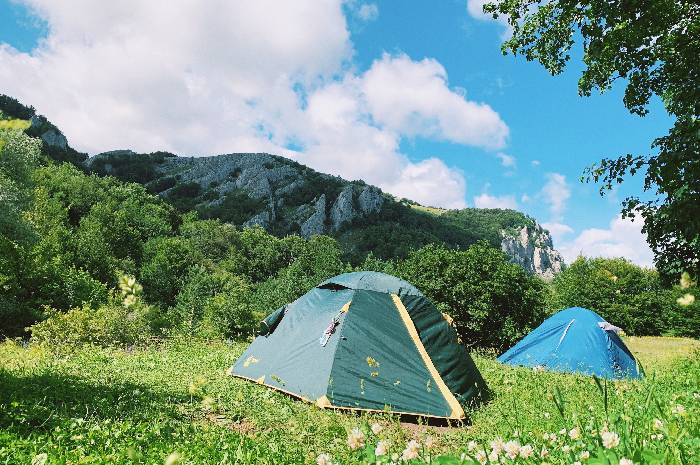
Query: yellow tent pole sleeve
[{"left": 391, "top": 294, "right": 465, "bottom": 420}]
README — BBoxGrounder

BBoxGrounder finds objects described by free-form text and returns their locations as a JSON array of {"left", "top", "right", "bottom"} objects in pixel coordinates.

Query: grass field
[{"left": 0, "top": 337, "right": 697, "bottom": 464}]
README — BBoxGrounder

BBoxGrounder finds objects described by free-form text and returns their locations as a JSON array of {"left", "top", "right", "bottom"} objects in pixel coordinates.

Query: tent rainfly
[
  {"left": 230, "top": 271, "right": 487, "bottom": 419},
  {"left": 498, "top": 307, "right": 642, "bottom": 380}
]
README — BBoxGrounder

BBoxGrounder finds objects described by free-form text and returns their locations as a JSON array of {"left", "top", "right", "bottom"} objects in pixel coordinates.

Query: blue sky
[{"left": 0, "top": 0, "right": 670, "bottom": 265}]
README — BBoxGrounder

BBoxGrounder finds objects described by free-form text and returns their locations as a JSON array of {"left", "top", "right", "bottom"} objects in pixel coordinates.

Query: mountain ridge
[{"left": 0, "top": 94, "right": 565, "bottom": 279}]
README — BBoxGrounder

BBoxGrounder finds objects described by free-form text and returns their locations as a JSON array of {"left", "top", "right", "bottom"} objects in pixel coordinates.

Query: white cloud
[
  {"left": 388, "top": 158, "right": 467, "bottom": 209},
  {"left": 556, "top": 214, "right": 654, "bottom": 268},
  {"left": 357, "top": 3, "right": 379, "bottom": 21},
  {"left": 466, "top": 0, "right": 511, "bottom": 37},
  {"left": 474, "top": 193, "right": 517, "bottom": 209},
  {"left": 541, "top": 222, "right": 574, "bottom": 242},
  {"left": 531, "top": 160, "right": 541, "bottom": 166},
  {"left": 541, "top": 172, "right": 570, "bottom": 221},
  {"left": 0, "top": 2, "right": 512, "bottom": 209},
  {"left": 1, "top": 0, "right": 351, "bottom": 155},
  {"left": 496, "top": 152, "right": 515, "bottom": 167},
  {"left": 362, "top": 53, "right": 509, "bottom": 149}
]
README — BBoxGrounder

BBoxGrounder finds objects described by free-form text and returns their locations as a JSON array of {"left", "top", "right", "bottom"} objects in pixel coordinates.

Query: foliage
[
  {"left": 198, "top": 189, "right": 266, "bottom": 226},
  {"left": 140, "top": 236, "right": 198, "bottom": 308},
  {"left": 394, "top": 242, "right": 547, "bottom": 351},
  {"left": 251, "top": 235, "right": 349, "bottom": 314},
  {"left": 0, "top": 127, "right": 42, "bottom": 337},
  {"left": 664, "top": 273, "right": 700, "bottom": 338},
  {"left": 483, "top": 0, "right": 700, "bottom": 279},
  {"left": 89, "top": 151, "right": 176, "bottom": 184},
  {"left": 173, "top": 267, "right": 256, "bottom": 338},
  {"left": 550, "top": 257, "right": 672, "bottom": 335},
  {"left": 0, "top": 94, "right": 35, "bottom": 120},
  {"left": 0, "top": 336, "right": 697, "bottom": 464},
  {"left": 341, "top": 203, "right": 534, "bottom": 262}
]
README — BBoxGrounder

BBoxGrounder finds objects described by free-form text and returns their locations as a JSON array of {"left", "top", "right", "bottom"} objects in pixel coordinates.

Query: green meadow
[{"left": 1, "top": 336, "right": 697, "bottom": 465}]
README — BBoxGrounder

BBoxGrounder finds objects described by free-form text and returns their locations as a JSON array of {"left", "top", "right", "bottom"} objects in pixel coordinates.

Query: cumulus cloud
[
  {"left": 541, "top": 222, "right": 574, "bottom": 242},
  {"left": 1, "top": 0, "right": 350, "bottom": 155},
  {"left": 540, "top": 172, "right": 570, "bottom": 221},
  {"left": 357, "top": 3, "right": 379, "bottom": 21},
  {"left": 474, "top": 193, "right": 517, "bottom": 209},
  {"left": 557, "top": 215, "right": 654, "bottom": 268},
  {"left": 362, "top": 54, "right": 509, "bottom": 149},
  {"left": 388, "top": 159, "right": 467, "bottom": 209},
  {"left": 0, "top": 1, "right": 512, "bottom": 209},
  {"left": 495, "top": 152, "right": 515, "bottom": 167}
]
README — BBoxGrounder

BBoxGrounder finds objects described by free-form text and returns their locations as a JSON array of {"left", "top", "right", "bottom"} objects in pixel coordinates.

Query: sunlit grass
[{"left": 0, "top": 336, "right": 697, "bottom": 464}]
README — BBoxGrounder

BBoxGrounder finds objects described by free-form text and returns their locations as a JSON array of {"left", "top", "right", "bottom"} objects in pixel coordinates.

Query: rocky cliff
[{"left": 501, "top": 224, "right": 564, "bottom": 281}]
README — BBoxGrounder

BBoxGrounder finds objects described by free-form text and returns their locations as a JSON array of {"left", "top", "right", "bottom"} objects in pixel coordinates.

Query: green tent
[{"left": 230, "top": 271, "right": 487, "bottom": 419}]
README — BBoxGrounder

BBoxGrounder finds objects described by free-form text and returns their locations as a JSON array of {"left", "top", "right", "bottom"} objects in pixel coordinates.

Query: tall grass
[{"left": 0, "top": 337, "right": 697, "bottom": 464}]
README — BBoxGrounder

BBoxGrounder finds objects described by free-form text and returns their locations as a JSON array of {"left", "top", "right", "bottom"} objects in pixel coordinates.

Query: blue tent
[{"left": 498, "top": 307, "right": 642, "bottom": 379}]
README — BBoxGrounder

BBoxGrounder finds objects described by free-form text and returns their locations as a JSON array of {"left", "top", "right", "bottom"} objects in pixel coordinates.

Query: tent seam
[
  {"left": 390, "top": 293, "right": 465, "bottom": 420},
  {"left": 323, "top": 289, "right": 356, "bottom": 405}
]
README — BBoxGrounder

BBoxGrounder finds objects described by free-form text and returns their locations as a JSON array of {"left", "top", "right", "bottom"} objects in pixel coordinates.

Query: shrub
[
  {"left": 140, "top": 236, "right": 199, "bottom": 307},
  {"left": 173, "top": 267, "right": 255, "bottom": 338},
  {"left": 30, "top": 275, "right": 154, "bottom": 348},
  {"left": 550, "top": 257, "right": 672, "bottom": 335},
  {"left": 665, "top": 273, "right": 700, "bottom": 338},
  {"left": 394, "top": 242, "right": 547, "bottom": 351},
  {"left": 30, "top": 300, "right": 151, "bottom": 348},
  {"left": 252, "top": 235, "right": 348, "bottom": 314}
]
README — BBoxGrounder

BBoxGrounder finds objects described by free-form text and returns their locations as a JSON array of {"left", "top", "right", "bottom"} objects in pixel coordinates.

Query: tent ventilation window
[{"left": 318, "top": 283, "right": 350, "bottom": 292}]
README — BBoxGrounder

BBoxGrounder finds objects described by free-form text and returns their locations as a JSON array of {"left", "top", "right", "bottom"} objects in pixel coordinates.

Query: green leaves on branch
[{"left": 484, "top": 0, "right": 700, "bottom": 279}]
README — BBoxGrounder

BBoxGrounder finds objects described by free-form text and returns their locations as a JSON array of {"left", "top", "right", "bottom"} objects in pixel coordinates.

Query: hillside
[{"left": 0, "top": 94, "right": 564, "bottom": 278}]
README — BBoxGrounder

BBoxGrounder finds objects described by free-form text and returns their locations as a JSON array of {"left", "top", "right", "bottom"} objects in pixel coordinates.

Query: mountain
[{"left": 0, "top": 94, "right": 564, "bottom": 279}]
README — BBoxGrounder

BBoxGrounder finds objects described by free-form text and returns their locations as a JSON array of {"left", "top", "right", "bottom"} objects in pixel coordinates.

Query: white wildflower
[
  {"left": 569, "top": 427, "right": 581, "bottom": 440},
  {"left": 490, "top": 438, "right": 505, "bottom": 455},
  {"left": 540, "top": 447, "right": 549, "bottom": 458},
  {"left": 316, "top": 453, "right": 332, "bottom": 465},
  {"left": 347, "top": 427, "right": 365, "bottom": 450},
  {"left": 519, "top": 444, "right": 534, "bottom": 459},
  {"left": 653, "top": 419, "right": 664, "bottom": 430},
  {"left": 572, "top": 462, "right": 582, "bottom": 465},
  {"left": 562, "top": 445, "right": 571, "bottom": 453},
  {"left": 475, "top": 450, "right": 488, "bottom": 465},
  {"left": 671, "top": 404, "right": 686, "bottom": 416},
  {"left": 488, "top": 450, "right": 499, "bottom": 463},
  {"left": 31, "top": 454, "right": 48, "bottom": 465},
  {"left": 504, "top": 440, "right": 521, "bottom": 460},
  {"left": 424, "top": 436, "right": 436, "bottom": 450},
  {"left": 580, "top": 451, "right": 590, "bottom": 461},
  {"left": 468, "top": 441, "right": 478, "bottom": 452},
  {"left": 601, "top": 431, "right": 620, "bottom": 449},
  {"left": 619, "top": 458, "right": 634, "bottom": 465},
  {"left": 375, "top": 440, "right": 389, "bottom": 457},
  {"left": 676, "top": 293, "right": 695, "bottom": 306},
  {"left": 559, "top": 428, "right": 567, "bottom": 435},
  {"left": 371, "top": 422, "right": 383, "bottom": 435},
  {"left": 401, "top": 440, "right": 420, "bottom": 461}
]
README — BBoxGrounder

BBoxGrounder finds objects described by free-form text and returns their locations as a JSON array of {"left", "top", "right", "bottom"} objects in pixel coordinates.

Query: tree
[
  {"left": 550, "top": 256, "right": 672, "bottom": 335},
  {"left": 395, "top": 242, "right": 547, "bottom": 350},
  {"left": 484, "top": 0, "right": 700, "bottom": 279},
  {"left": 0, "top": 127, "right": 41, "bottom": 336}
]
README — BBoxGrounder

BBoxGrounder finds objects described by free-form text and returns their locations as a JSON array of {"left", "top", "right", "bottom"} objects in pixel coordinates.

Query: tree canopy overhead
[{"left": 484, "top": 0, "right": 700, "bottom": 279}]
